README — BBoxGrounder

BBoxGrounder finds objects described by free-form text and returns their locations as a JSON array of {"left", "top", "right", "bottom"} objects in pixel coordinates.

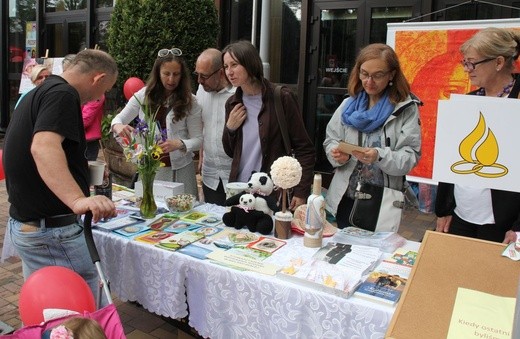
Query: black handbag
[
  {"left": 348, "top": 132, "right": 404, "bottom": 232},
  {"left": 349, "top": 182, "right": 404, "bottom": 232}
]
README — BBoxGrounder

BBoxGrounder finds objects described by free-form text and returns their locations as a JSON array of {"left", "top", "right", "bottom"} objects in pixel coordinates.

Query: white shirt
[
  {"left": 196, "top": 84, "right": 235, "bottom": 190},
  {"left": 112, "top": 87, "right": 203, "bottom": 170},
  {"left": 454, "top": 185, "right": 495, "bottom": 224}
]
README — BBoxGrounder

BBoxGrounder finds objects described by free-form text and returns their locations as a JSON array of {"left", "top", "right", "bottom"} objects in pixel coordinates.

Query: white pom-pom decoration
[{"left": 270, "top": 156, "right": 302, "bottom": 189}]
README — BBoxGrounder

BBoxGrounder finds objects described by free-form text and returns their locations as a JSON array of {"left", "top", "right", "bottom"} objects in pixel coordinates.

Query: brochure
[
  {"left": 94, "top": 215, "right": 144, "bottom": 232},
  {"left": 113, "top": 224, "right": 151, "bottom": 238},
  {"left": 149, "top": 215, "right": 179, "bottom": 231},
  {"left": 162, "top": 220, "right": 201, "bottom": 233},
  {"left": 134, "top": 231, "right": 172, "bottom": 244},
  {"left": 155, "top": 230, "right": 205, "bottom": 252}
]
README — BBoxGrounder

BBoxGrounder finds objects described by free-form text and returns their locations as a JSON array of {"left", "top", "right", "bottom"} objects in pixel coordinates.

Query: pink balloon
[
  {"left": 19, "top": 266, "right": 96, "bottom": 325},
  {"left": 123, "top": 77, "right": 145, "bottom": 100}
]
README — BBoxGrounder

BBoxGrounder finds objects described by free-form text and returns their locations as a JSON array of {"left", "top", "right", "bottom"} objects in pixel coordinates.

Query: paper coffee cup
[
  {"left": 88, "top": 161, "right": 105, "bottom": 186},
  {"left": 225, "top": 182, "right": 249, "bottom": 199}
]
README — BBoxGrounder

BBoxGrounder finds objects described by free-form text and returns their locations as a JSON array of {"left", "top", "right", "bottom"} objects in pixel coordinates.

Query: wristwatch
[{"left": 179, "top": 139, "right": 187, "bottom": 152}]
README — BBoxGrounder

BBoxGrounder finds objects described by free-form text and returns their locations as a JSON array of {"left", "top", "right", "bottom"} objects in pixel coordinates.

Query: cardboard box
[{"left": 134, "top": 180, "right": 184, "bottom": 202}]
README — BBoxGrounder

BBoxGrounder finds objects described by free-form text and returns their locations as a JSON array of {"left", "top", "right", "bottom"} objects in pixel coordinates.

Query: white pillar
[
  {"left": 259, "top": 0, "right": 271, "bottom": 80},
  {"left": 251, "top": 0, "right": 258, "bottom": 46}
]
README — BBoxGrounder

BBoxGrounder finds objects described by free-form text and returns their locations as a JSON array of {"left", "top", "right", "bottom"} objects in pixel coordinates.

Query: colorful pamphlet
[
  {"left": 148, "top": 215, "right": 179, "bottom": 231},
  {"left": 177, "top": 226, "right": 226, "bottom": 259},
  {"left": 162, "top": 220, "right": 201, "bottom": 234},
  {"left": 113, "top": 224, "right": 150, "bottom": 238},
  {"left": 246, "top": 237, "right": 286, "bottom": 254},
  {"left": 155, "top": 230, "right": 205, "bottom": 252},
  {"left": 134, "top": 231, "right": 172, "bottom": 244},
  {"left": 384, "top": 247, "right": 418, "bottom": 267},
  {"left": 94, "top": 215, "right": 144, "bottom": 232},
  {"left": 180, "top": 211, "right": 209, "bottom": 223},
  {"left": 353, "top": 261, "right": 411, "bottom": 306}
]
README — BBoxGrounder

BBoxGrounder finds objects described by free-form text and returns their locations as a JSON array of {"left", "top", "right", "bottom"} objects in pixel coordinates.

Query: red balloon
[
  {"left": 19, "top": 266, "right": 96, "bottom": 325},
  {"left": 123, "top": 77, "right": 145, "bottom": 100}
]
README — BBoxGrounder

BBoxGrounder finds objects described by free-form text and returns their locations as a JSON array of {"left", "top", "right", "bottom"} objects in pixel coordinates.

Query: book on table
[
  {"left": 162, "top": 220, "right": 202, "bottom": 233},
  {"left": 155, "top": 230, "right": 205, "bottom": 252},
  {"left": 383, "top": 247, "right": 418, "bottom": 267},
  {"left": 177, "top": 226, "right": 228, "bottom": 259},
  {"left": 148, "top": 215, "right": 180, "bottom": 231},
  {"left": 113, "top": 224, "right": 150, "bottom": 238},
  {"left": 353, "top": 260, "right": 411, "bottom": 306},
  {"left": 134, "top": 231, "right": 173, "bottom": 244},
  {"left": 94, "top": 215, "right": 143, "bottom": 232}
]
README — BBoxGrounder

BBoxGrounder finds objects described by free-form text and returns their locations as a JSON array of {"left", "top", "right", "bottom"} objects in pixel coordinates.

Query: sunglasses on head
[{"left": 157, "top": 48, "right": 183, "bottom": 58}]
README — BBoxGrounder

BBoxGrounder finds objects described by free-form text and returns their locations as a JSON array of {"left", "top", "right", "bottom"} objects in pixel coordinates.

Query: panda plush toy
[
  {"left": 222, "top": 193, "right": 274, "bottom": 234},
  {"left": 225, "top": 171, "right": 279, "bottom": 217}
]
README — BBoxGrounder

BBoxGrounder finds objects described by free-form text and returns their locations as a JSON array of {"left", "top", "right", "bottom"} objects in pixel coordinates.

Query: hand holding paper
[{"left": 336, "top": 141, "right": 364, "bottom": 155}]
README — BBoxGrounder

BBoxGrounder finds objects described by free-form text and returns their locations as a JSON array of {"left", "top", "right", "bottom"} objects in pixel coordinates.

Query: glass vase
[{"left": 139, "top": 170, "right": 157, "bottom": 218}]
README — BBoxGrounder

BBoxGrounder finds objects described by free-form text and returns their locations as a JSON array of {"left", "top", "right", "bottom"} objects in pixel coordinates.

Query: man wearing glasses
[{"left": 195, "top": 48, "right": 236, "bottom": 205}]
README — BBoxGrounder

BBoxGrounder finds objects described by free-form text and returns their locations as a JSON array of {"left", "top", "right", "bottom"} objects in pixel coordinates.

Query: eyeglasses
[
  {"left": 359, "top": 70, "right": 390, "bottom": 81},
  {"left": 157, "top": 48, "right": 183, "bottom": 58},
  {"left": 460, "top": 58, "right": 495, "bottom": 71},
  {"left": 193, "top": 68, "right": 221, "bottom": 80}
]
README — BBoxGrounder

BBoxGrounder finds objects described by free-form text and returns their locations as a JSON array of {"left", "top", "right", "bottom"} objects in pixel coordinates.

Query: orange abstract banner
[
  {"left": 395, "top": 29, "right": 476, "bottom": 179},
  {"left": 388, "top": 19, "right": 520, "bottom": 181}
]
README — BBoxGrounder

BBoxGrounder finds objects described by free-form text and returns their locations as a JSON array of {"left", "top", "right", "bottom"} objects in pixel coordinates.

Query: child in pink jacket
[{"left": 82, "top": 95, "right": 105, "bottom": 161}]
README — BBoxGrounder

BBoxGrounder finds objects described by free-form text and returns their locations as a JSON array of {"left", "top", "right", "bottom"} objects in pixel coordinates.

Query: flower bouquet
[
  {"left": 270, "top": 156, "right": 302, "bottom": 238},
  {"left": 116, "top": 98, "right": 165, "bottom": 218}
]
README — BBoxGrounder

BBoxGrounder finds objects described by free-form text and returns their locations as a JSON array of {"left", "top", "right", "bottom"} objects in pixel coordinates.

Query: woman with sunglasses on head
[
  {"left": 222, "top": 41, "right": 316, "bottom": 211},
  {"left": 111, "top": 48, "right": 202, "bottom": 197},
  {"left": 323, "top": 43, "right": 421, "bottom": 230},
  {"left": 435, "top": 27, "right": 520, "bottom": 244}
]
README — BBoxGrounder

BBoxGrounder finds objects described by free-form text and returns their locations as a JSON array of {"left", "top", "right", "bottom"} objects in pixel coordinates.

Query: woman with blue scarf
[{"left": 323, "top": 43, "right": 421, "bottom": 229}]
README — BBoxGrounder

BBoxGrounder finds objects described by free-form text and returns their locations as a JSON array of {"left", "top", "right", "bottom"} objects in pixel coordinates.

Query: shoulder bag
[
  {"left": 274, "top": 85, "right": 293, "bottom": 156},
  {"left": 348, "top": 132, "right": 405, "bottom": 233}
]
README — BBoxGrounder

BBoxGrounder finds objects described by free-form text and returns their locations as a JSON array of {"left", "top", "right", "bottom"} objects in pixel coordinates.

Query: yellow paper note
[{"left": 447, "top": 287, "right": 515, "bottom": 339}]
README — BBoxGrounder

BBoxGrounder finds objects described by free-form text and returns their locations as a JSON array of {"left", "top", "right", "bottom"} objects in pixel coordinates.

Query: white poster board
[
  {"left": 386, "top": 18, "right": 520, "bottom": 184},
  {"left": 433, "top": 95, "right": 520, "bottom": 192},
  {"left": 19, "top": 57, "right": 65, "bottom": 94}
]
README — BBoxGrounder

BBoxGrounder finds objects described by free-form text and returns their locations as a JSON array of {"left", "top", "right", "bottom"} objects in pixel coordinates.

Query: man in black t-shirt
[{"left": 3, "top": 49, "right": 118, "bottom": 304}]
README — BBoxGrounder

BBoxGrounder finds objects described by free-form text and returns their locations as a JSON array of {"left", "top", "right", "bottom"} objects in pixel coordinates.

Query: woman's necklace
[{"left": 476, "top": 78, "right": 515, "bottom": 97}]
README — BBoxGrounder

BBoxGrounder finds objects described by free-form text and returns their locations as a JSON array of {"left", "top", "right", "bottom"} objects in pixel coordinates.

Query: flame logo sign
[{"left": 450, "top": 112, "right": 508, "bottom": 178}]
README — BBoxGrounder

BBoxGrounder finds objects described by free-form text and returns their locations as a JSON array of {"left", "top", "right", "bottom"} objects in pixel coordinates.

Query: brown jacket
[{"left": 222, "top": 78, "right": 316, "bottom": 199}]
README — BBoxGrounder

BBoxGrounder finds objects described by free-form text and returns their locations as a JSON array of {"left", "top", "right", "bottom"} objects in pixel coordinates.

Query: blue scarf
[{"left": 341, "top": 91, "right": 395, "bottom": 133}]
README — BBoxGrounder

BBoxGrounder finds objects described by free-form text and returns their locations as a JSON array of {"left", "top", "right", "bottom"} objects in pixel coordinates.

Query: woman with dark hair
[
  {"left": 323, "top": 43, "right": 422, "bottom": 229},
  {"left": 435, "top": 27, "right": 520, "bottom": 244},
  {"left": 222, "top": 40, "right": 316, "bottom": 210},
  {"left": 111, "top": 48, "right": 202, "bottom": 197}
]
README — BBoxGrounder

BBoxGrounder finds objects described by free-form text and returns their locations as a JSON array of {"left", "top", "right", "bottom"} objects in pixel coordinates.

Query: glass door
[
  {"left": 311, "top": 2, "right": 364, "bottom": 174},
  {"left": 307, "top": 1, "right": 418, "bottom": 180},
  {"left": 44, "top": 20, "right": 86, "bottom": 57}
]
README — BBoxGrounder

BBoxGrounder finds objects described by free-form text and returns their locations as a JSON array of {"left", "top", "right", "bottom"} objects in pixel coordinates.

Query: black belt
[{"left": 24, "top": 214, "right": 79, "bottom": 228}]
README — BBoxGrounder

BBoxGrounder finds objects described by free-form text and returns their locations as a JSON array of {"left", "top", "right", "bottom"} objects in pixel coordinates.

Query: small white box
[{"left": 134, "top": 180, "right": 184, "bottom": 202}]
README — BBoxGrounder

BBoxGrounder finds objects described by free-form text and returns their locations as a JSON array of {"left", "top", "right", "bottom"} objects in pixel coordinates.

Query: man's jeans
[{"left": 8, "top": 217, "right": 106, "bottom": 307}]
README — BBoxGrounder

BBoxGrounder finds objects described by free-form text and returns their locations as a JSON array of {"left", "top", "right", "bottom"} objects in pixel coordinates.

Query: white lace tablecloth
[
  {"left": 93, "top": 230, "right": 191, "bottom": 319},
  {"left": 92, "top": 204, "right": 420, "bottom": 339}
]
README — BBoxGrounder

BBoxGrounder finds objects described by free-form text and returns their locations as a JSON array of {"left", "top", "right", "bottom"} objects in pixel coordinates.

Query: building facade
[{"left": 1, "top": 0, "right": 519, "bottom": 174}]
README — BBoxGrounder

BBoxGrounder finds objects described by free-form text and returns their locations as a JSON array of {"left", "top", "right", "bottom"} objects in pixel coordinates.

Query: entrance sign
[{"left": 387, "top": 18, "right": 520, "bottom": 183}]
